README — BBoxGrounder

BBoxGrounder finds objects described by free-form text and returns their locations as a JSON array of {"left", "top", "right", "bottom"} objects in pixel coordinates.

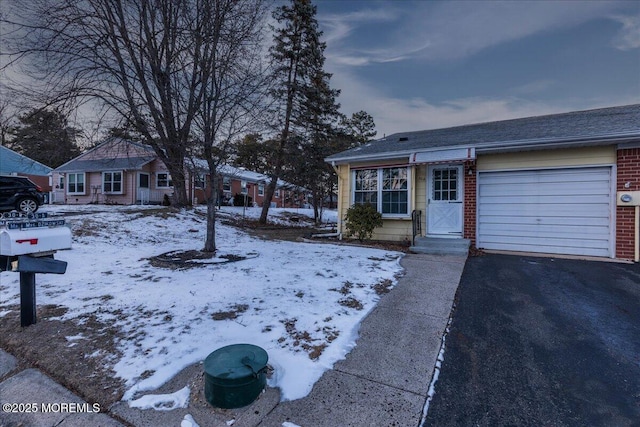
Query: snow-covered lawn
[{"left": 0, "top": 205, "right": 402, "bottom": 404}]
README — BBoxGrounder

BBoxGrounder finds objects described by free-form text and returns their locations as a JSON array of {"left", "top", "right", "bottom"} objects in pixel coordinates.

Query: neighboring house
[
  {"left": 52, "top": 137, "right": 173, "bottom": 205},
  {"left": 53, "top": 137, "right": 308, "bottom": 208},
  {"left": 326, "top": 104, "right": 640, "bottom": 262},
  {"left": 189, "top": 162, "right": 308, "bottom": 208},
  {"left": 0, "top": 145, "right": 53, "bottom": 196}
]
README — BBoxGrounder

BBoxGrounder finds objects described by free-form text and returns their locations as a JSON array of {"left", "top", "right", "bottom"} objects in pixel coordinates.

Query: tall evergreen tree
[
  {"left": 343, "top": 110, "right": 377, "bottom": 146},
  {"left": 259, "top": 0, "right": 340, "bottom": 224},
  {"left": 294, "top": 65, "right": 342, "bottom": 224},
  {"left": 232, "top": 134, "right": 279, "bottom": 175},
  {"left": 9, "top": 108, "right": 82, "bottom": 168}
]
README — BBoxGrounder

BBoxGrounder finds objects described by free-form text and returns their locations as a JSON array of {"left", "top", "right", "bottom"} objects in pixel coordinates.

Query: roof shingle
[{"left": 327, "top": 104, "right": 640, "bottom": 163}]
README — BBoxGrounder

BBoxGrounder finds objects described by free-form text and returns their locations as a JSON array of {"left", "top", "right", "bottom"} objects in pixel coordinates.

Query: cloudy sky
[{"left": 314, "top": 0, "right": 640, "bottom": 137}]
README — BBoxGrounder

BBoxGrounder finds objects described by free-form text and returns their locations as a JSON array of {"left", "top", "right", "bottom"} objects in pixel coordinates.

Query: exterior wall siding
[
  {"left": 371, "top": 219, "right": 412, "bottom": 242},
  {"left": 55, "top": 165, "right": 173, "bottom": 205},
  {"left": 616, "top": 147, "right": 640, "bottom": 260},
  {"left": 476, "top": 146, "right": 616, "bottom": 171},
  {"left": 336, "top": 164, "right": 351, "bottom": 235}
]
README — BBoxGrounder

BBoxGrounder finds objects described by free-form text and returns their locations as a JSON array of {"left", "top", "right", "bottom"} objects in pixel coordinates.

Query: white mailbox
[
  {"left": 0, "top": 213, "right": 71, "bottom": 256},
  {"left": 0, "top": 226, "right": 72, "bottom": 256}
]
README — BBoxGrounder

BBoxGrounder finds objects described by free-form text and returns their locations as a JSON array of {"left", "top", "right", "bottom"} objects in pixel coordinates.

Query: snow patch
[{"left": 128, "top": 386, "right": 190, "bottom": 411}]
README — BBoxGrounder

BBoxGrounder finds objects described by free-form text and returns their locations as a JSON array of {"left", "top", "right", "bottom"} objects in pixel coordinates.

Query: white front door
[
  {"left": 138, "top": 173, "right": 150, "bottom": 204},
  {"left": 427, "top": 165, "right": 463, "bottom": 235}
]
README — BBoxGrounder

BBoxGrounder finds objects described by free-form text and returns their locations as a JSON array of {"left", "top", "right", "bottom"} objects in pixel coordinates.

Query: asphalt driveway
[{"left": 424, "top": 254, "right": 640, "bottom": 427}]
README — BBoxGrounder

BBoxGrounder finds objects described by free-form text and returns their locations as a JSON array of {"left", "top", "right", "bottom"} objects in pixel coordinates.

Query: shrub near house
[{"left": 344, "top": 204, "right": 383, "bottom": 242}]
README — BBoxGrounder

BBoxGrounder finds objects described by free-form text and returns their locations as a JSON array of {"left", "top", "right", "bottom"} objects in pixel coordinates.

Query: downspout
[
  {"left": 634, "top": 206, "right": 640, "bottom": 262},
  {"left": 331, "top": 161, "right": 343, "bottom": 239}
]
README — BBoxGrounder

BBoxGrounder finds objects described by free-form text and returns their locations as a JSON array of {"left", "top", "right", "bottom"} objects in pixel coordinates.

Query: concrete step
[{"left": 410, "top": 237, "right": 470, "bottom": 256}]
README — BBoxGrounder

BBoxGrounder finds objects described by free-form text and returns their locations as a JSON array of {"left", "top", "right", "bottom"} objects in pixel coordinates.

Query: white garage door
[{"left": 478, "top": 167, "right": 613, "bottom": 257}]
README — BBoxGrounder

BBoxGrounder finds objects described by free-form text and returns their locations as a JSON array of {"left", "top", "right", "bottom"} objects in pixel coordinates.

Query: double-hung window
[
  {"left": 381, "top": 168, "right": 408, "bottom": 214},
  {"left": 157, "top": 173, "right": 173, "bottom": 188},
  {"left": 194, "top": 173, "right": 206, "bottom": 189},
  {"left": 353, "top": 167, "right": 410, "bottom": 216},
  {"left": 354, "top": 169, "right": 378, "bottom": 207},
  {"left": 67, "top": 173, "right": 85, "bottom": 195},
  {"left": 103, "top": 171, "right": 123, "bottom": 194}
]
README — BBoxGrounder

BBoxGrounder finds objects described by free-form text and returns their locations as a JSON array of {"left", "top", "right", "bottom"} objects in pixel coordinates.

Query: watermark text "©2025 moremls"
[{"left": 2, "top": 402, "right": 101, "bottom": 413}]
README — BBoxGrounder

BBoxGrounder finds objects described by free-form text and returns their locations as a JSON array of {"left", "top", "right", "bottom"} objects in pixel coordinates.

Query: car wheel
[{"left": 16, "top": 198, "right": 39, "bottom": 213}]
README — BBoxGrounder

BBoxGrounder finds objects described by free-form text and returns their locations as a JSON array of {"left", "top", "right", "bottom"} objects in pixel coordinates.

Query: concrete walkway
[{"left": 0, "top": 253, "right": 466, "bottom": 427}]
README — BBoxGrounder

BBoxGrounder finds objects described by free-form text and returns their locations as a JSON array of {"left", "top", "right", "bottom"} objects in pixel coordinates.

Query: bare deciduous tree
[
  {"left": 2, "top": 0, "right": 268, "bottom": 251},
  {"left": 192, "top": 0, "right": 268, "bottom": 252}
]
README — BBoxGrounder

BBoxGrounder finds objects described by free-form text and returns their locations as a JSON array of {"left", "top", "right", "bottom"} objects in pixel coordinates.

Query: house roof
[
  {"left": 55, "top": 156, "right": 156, "bottom": 173},
  {"left": 190, "top": 160, "right": 305, "bottom": 191},
  {"left": 218, "top": 164, "right": 270, "bottom": 184},
  {"left": 54, "top": 137, "right": 157, "bottom": 172},
  {"left": 216, "top": 164, "right": 301, "bottom": 190},
  {"left": 0, "top": 145, "right": 53, "bottom": 176},
  {"left": 326, "top": 104, "right": 640, "bottom": 164}
]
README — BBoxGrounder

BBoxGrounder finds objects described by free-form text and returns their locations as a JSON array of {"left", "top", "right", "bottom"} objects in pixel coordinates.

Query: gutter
[{"left": 325, "top": 132, "right": 640, "bottom": 165}]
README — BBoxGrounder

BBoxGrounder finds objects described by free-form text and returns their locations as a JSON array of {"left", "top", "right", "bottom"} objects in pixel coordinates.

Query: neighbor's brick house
[{"left": 189, "top": 163, "right": 307, "bottom": 208}]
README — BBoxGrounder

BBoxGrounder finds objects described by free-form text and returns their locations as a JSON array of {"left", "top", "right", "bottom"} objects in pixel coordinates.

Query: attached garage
[{"left": 477, "top": 167, "right": 614, "bottom": 257}]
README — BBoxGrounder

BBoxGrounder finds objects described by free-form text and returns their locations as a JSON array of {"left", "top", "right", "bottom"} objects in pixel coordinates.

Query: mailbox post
[
  {"left": 20, "top": 269, "right": 37, "bottom": 327},
  {"left": 0, "top": 212, "right": 71, "bottom": 327}
]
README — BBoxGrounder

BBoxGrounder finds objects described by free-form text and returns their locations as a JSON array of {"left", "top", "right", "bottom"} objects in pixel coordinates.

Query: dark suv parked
[{"left": 0, "top": 175, "right": 45, "bottom": 213}]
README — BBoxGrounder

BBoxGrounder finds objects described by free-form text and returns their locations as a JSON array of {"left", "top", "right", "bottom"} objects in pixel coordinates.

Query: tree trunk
[
  {"left": 317, "top": 198, "right": 324, "bottom": 226},
  {"left": 259, "top": 174, "right": 279, "bottom": 223},
  {"left": 203, "top": 172, "right": 218, "bottom": 252},
  {"left": 164, "top": 163, "right": 189, "bottom": 207}
]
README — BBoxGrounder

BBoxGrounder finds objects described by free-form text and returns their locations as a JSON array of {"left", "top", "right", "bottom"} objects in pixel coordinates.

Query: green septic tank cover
[
  {"left": 204, "top": 344, "right": 268, "bottom": 383},
  {"left": 204, "top": 344, "right": 269, "bottom": 408}
]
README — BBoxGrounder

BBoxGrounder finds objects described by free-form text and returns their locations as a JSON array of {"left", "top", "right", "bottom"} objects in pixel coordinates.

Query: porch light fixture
[{"left": 467, "top": 166, "right": 475, "bottom": 175}]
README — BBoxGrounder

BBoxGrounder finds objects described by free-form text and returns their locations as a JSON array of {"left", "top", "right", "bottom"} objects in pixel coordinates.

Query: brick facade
[
  {"left": 616, "top": 147, "right": 640, "bottom": 260},
  {"left": 463, "top": 160, "right": 477, "bottom": 246}
]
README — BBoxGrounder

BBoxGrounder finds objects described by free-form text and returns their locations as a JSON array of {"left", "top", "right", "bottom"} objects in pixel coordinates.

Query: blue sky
[{"left": 314, "top": 0, "right": 640, "bottom": 137}]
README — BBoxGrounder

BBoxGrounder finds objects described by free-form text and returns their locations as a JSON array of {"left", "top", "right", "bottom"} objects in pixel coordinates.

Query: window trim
[
  {"left": 102, "top": 171, "right": 124, "bottom": 194},
  {"left": 156, "top": 172, "right": 173, "bottom": 188},
  {"left": 351, "top": 167, "right": 411, "bottom": 218},
  {"left": 258, "top": 184, "right": 264, "bottom": 196},
  {"left": 222, "top": 176, "right": 231, "bottom": 192},
  {"left": 67, "top": 172, "right": 86, "bottom": 195}
]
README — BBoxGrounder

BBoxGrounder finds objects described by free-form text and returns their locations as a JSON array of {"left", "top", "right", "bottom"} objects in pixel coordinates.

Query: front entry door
[
  {"left": 427, "top": 165, "right": 463, "bottom": 235},
  {"left": 138, "top": 173, "right": 150, "bottom": 204}
]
